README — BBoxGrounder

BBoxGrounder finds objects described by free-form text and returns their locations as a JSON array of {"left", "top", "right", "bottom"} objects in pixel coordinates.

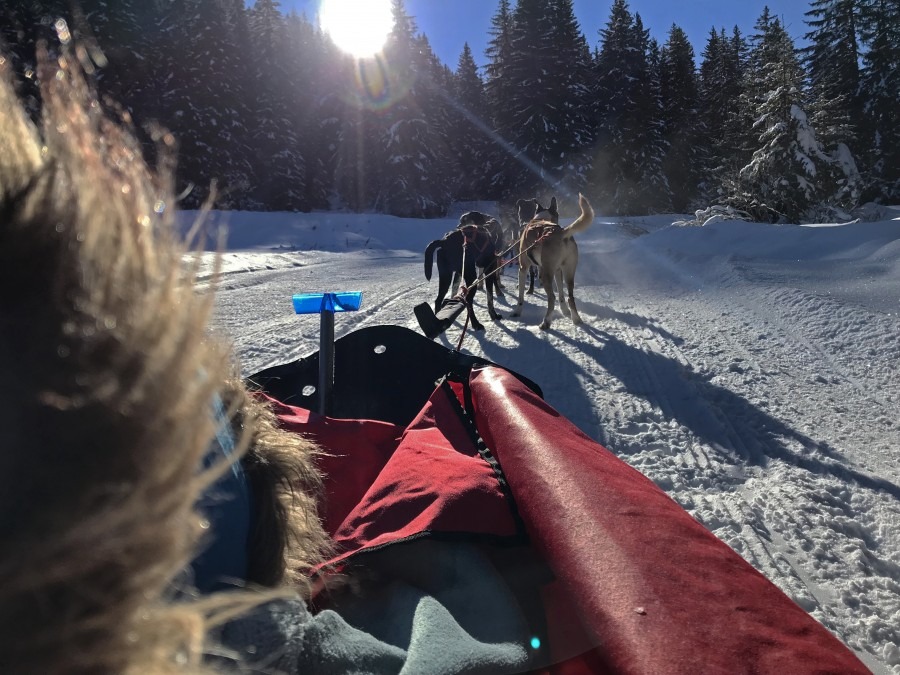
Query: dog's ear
[
  {"left": 516, "top": 201, "right": 528, "bottom": 222},
  {"left": 549, "top": 197, "right": 558, "bottom": 214}
]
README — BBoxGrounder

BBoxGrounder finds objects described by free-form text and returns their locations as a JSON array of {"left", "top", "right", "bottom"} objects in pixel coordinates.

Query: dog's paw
[{"left": 539, "top": 320, "right": 551, "bottom": 330}]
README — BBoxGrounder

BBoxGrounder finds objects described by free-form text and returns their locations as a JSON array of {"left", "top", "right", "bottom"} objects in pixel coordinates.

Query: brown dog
[{"left": 510, "top": 194, "right": 594, "bottom": 329}]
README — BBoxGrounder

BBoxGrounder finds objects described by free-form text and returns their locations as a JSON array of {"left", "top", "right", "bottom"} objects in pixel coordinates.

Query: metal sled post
[{"left": 292, "top": 291, "right": 363, "bottom": 416}]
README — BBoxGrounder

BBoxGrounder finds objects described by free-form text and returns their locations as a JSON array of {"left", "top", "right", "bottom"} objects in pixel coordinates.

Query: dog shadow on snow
[
  {"left": 575, "top": 299, "right": 684, "bottom": 346},
  {"left": 443, "top": 317, "right": 601, "bottom": 443},
  {"left": 494, "top": 313, "right": 900, "bottom": 502}
]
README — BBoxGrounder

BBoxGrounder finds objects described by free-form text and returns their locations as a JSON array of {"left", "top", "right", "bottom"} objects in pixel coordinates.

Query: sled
[
  {"left": 414, "top": 284, "right": 479, "bottom": 340},
  {"left": 247, "top": 324, "right": 867, "bottom": 674}
]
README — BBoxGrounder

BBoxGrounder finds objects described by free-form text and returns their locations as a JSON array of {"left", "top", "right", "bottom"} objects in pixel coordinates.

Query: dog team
[{"left": 423, "top": 193, "right": 595, "bottom": 331}]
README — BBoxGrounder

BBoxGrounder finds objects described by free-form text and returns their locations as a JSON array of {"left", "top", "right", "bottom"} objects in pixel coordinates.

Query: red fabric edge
[{"left": 470, "top": 367, "right": 868, "bottom": 674}]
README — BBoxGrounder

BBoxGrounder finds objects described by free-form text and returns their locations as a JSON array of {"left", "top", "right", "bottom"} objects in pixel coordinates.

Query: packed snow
[{"left": 185, "top": 203, "right": 900, "bottom": 673}]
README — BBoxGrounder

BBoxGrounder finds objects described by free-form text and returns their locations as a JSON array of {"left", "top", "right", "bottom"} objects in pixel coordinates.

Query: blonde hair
[{"left": 0, "top": 40, "right": 329, "bottom": 674}]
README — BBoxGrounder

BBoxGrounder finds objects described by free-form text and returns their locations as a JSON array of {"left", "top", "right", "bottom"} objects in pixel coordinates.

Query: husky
[
  {"left": 510, "top": 194, "right": 594, "bottom": 330},
  {"left": 514, "top": 197, "right": 558, "bottom": 295}
]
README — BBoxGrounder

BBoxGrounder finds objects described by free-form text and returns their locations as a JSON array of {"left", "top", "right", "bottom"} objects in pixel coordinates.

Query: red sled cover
[{"left": 266, "top": 366, "right": 867, "bottom": 674}]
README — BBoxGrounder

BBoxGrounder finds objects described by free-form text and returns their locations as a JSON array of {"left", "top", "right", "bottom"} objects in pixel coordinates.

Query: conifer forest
[{"left": 2, "top": 0, "right": 898, "bottom": 222}]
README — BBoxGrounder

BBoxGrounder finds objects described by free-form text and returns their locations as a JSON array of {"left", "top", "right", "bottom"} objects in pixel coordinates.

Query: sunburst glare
[{"left": 318, "top": 0, "right": 394, "bottom": 58}]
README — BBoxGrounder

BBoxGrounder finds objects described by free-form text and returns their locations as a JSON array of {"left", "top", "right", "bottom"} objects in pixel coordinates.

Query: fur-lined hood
[{"left": 0, "top": 44, "right": 327, "bottom": 674}]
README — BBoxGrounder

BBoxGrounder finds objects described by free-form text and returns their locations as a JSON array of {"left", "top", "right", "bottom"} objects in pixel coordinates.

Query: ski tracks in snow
[
  {"left": 209, "top": 245, "right": 900, "bottom": 673},
  {"left": 559, "top": 266, "right": 899, "bottom": 672}
]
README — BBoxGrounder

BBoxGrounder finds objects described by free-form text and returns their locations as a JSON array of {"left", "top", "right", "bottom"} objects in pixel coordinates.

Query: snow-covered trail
[{"left": 208, "top": 223, "right": 900, "bottom": 673}]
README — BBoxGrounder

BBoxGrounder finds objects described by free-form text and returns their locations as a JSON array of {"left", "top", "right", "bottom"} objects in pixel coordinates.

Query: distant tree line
[{"left": 1, "top": 0, "right": 897, "bottom": 222}]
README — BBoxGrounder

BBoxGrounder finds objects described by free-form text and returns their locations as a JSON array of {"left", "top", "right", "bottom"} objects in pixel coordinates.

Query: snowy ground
[{"left": 188, "top": 204, "right": 900, "bottom": 673}]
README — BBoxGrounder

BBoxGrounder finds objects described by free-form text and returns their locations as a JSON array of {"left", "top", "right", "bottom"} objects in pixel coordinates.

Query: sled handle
[{"left": 292, "top": 292, "right": 363, "bottom": 416}]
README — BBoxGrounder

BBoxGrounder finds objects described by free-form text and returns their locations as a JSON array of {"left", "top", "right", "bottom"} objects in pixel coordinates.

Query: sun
[{"left": 318, "top": 0, "right": 394, "bottom": 59}]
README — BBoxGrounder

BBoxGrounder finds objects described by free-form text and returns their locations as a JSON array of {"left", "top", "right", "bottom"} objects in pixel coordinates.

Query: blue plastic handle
[{"left": 292, "top": 291, "right": 363, "bottom": 314}]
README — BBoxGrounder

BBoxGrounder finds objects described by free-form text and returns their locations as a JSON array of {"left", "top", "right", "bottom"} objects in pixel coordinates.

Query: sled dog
[
  {"left": 514, "top": 197, "right": 559, "bottom": 295},
  {"left": 423, "top": 217, "right": 503, "bottom": 331},
  {"left": 458, "top": 210, "right": 508, "bottom": 294},
  {"left": 511, "top": 194, "right": 594, "bottom": 330}
]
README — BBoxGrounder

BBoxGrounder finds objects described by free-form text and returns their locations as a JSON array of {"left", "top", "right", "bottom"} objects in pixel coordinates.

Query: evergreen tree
[
  {"left": 592, "top": 0, "right": 662, "bottom": 213},
  {"left": 498, "top": 0, "right": 553, "bottom": 196},
  {"left": 497, "top": 0, "right": 593, "bottom": 197},
  {"left": 448, "top": 43, "right": 491, "bottom": 200},
  {"left": 631, "top": 27, "right": 670, "bottom": 211},
  {"left": 734, "top": 14, "right": 832, "bottom": 222},
  {"left": 858, "top": 0, "right": 900, "bottom": 201},
  {"left": 802, "top": 0, "right": 864, "bottom": 208},
  {"left": 659, "top": 24, "right": 701, "bottom": 211},
  {"left": 483, "top": 0, "right": 518, "bottom": 198},
  {"left": 343, "top": 0, "right": 450, "bottom": 216},
  {"left": 285, "top": 11, "right": 342, "bottom": 209},
  {"left": 155, "top": 0, "right": 254, "bottom": 208},
  {"left": 547, "top": 0, "right": 595, "bottom": 194},
  {"left": 77, "top": 0, "right": 164, "bottom": 121},
  {"left": 247, "top": 0, "right": 306, "bottom": 210},
  {"left": 802, "top": 0, "right": 862, "bottom": 149},
  {"left": 697, "top": 27, "right": 748, "bottom": 201}
]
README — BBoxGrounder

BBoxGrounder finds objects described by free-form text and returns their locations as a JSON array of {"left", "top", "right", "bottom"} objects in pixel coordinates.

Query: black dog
[
  {"left": 423, "top": 215, "right": 503, "bottom": 332},
  {"left": 457, "top": 211, "right": 508, "bottom": 296}
]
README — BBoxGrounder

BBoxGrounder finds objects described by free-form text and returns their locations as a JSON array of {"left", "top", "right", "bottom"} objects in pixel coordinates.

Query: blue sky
[{"left": 280, "top": 0, "right": 811, "bottom": 68}]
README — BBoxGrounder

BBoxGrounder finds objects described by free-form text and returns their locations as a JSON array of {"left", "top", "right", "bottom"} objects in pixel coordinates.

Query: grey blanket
[{"left": 218, "top": 541, "right": 541, "bottom": 674}]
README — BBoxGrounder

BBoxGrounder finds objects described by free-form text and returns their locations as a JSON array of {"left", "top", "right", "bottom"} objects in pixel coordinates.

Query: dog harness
[{"left": 459, "top": 224, "right": 493, "bottom": 255}]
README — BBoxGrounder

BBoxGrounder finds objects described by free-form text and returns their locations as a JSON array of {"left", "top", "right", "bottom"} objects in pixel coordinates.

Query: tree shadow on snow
[{"left": 558, "top": 323, "right": 900, "bottom": 502}]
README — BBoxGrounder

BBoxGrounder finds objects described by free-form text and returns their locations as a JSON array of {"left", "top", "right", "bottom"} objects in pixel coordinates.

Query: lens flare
[
  {"left": 346, "top": 56, "right": 412, "bottom": 112},
  {"left": 319, "top": 0, "right": 393, "bottom": 58}
]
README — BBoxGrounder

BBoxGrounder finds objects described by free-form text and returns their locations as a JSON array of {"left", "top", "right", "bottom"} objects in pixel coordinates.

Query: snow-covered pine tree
[
  {"left": 659, "top": 24, "right": 702, "bottom": 212},
  {"left": 591, "top": 0, "right": 639, "bottom": 212},
  {"left": 503, "top": 0, "right": 555, "bottom": 196},
  {"left": 415, "top": 37, "right": 457, "bottom": 209},
  {"left": 483, "top": 0, "right": 594, "bottom": 200},
  {"left": 632, "top": 29, "right": 670, "bottom": 212},
  {"left": 698, "top": 27, "right": 748, "bottom": 202},
  {"left": 857, "top": 0, "right": 900, "bottom": 202},
  {"left": 734, "top": 13, "right": 833, "bottom": 222},
  {"left": 802, "top": 0, "right": 864, "bottom": 209},
  {"left": 331, "top": 48, "right": 385, "bottom": 213},
  {"left": 76, "top": 0, "right": 164, "bottom": 124},
  {"left": 448, "top": 43, "right": 492, "bottom": 201},
  {"left": 155, "top": 0, "right": 254, "bottom": 209},
  {"left": 284, "top": 11, "right": 341, "bottom": 210},
  {"left": 592, "top": 1, "right": 663, "bottom": 213},
  {"left": 484, "top": 0, "right": 517, "bottom": 198},
  {"left": 371, "top": 0, "right": 451, "bottom": 217},
  {"left": 247, "top": 0, "right": 306, "bottom": 211},
  {"left": 547, "top": 0, "right": 595, "bottom": 195}
]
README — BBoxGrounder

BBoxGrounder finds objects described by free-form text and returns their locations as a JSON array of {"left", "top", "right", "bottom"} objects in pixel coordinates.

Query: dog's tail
[
  {"left": 424, "top": 238, "right": 441, "bottom": 280},
  {"left": 562, "top": 193, "right": 594, "bottom": 239}
]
